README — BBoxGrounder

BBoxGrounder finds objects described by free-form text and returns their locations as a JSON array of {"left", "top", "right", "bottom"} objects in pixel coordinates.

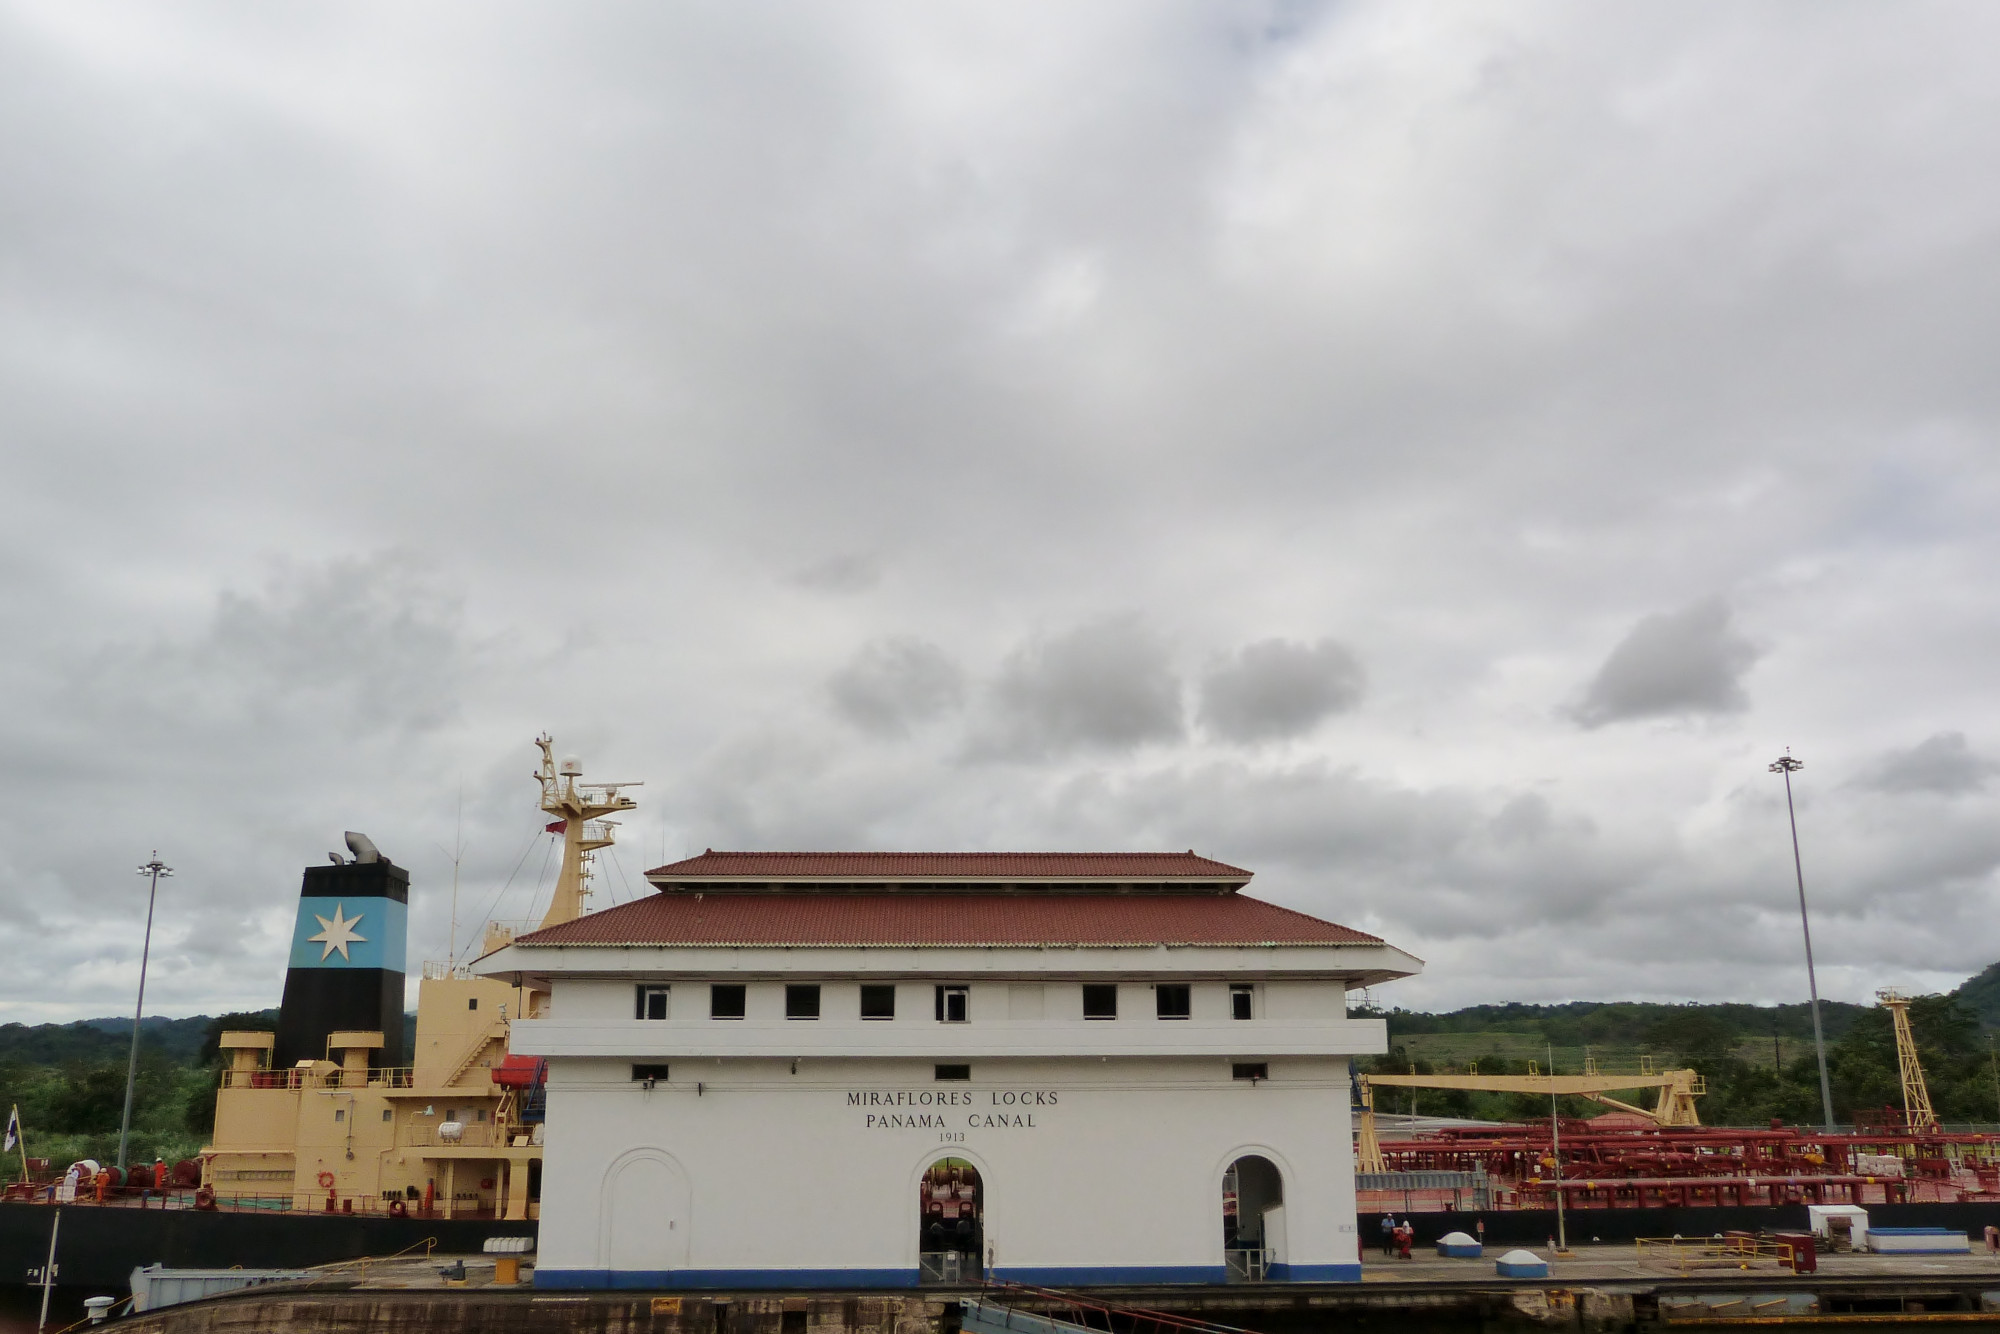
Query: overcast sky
[{"left": 5, "top": 2, "right": 1998, "bottom": 1022}]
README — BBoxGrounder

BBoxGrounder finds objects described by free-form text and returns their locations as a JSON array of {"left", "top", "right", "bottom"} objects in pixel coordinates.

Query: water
[{"left": 0, "top": 1287, "right": 100, "bottom": 1334}]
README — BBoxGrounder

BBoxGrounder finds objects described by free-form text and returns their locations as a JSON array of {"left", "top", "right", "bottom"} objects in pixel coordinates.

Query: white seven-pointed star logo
[{"left": 308, "top": 904, "right": 367, "bottom": 962}]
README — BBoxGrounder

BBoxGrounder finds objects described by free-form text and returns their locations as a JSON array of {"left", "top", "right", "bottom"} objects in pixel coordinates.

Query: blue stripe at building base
[
  {"left": 991, "top": 1263, "right": 1363, "bottom": 1285},
  {"left": 535, "top": 1269, "right": 923, "bottom": 1290},
  {"left": 534, "top": 1263, "right": 1365, "bottom": 1289},
  {"left": 1266, "top": 1263, "right": 1362, "bottom": 1282}
]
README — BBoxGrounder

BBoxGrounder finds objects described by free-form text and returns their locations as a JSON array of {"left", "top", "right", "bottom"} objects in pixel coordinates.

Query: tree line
[
  {"left": 0, "top": 1010, "right": 276, "bottom": 1172},
  {"left": 1360, "top": 982, "right": 2000, "bottom": 1127}
]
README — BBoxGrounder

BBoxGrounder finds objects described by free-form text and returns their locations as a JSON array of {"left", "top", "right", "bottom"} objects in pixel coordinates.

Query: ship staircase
[{"left": 443, "top": 1018, "right": 509, "bottom": 1089}]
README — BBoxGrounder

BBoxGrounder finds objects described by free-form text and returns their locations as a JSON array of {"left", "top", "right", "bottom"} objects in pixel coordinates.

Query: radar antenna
[{"left": 531, "top": 734, "right": 640, "bottom": 929}]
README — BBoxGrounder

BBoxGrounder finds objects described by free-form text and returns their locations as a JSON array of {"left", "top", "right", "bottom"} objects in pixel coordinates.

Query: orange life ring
[{"left": 317, "top": 1170, "right": 337, "bottom": 1189}]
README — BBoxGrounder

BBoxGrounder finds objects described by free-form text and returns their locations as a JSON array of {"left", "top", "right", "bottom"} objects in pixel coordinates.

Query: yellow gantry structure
[
  {"left": 1354, "top": 1066, "right": 1707, "bottom": 1173},
  {"left": 1876, "top": 989, "right": 1939, "bottom": 1132}
]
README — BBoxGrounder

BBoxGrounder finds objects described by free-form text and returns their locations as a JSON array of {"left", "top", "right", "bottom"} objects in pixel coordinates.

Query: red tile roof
[
  {"left": 512, "top": 891, "right": 1380, "bottom": 948},
  {"left": 645, "top": 850, "right": 1252, "bottom": 883}
]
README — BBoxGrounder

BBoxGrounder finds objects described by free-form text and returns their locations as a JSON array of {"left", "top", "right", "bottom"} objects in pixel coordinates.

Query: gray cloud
[
  {"left": 791, "top": 553, "right": 884, "bottom": 594},
  {"left": 1572, "top": 598, "right": 1760, "bottom": 728},
  {"left": 980, "top": 618, "right": 1183, "bottom": 758},
  {"left": 5, "top": 5, "right": 2000, "bottom": 1017},
  {"left": 827, "top": 637, "right": 965, "bottom": 736},
  {"left": 22, "top": 553, "right": 471, "bottom": 786},
  {"left": 1198, "top": 638, "right": 1364, "bottom": 743},
  {"left": 1862, "top": 732, "right": 1996, "bottom": 795}
]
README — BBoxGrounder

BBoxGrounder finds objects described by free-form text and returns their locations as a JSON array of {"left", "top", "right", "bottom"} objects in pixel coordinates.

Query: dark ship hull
[{"left": 0, "top": 1202, "right": 534, "bottom": 1288}]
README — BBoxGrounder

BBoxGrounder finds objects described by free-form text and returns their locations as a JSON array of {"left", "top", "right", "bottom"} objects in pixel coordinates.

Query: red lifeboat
[{"left": 491, "top": 1055, "right": 544, "bottom": 1089}]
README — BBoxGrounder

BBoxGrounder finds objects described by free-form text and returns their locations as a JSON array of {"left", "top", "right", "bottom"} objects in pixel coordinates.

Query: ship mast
[{"left": 533, "top": 733, "right": 640, "bottom": 928}]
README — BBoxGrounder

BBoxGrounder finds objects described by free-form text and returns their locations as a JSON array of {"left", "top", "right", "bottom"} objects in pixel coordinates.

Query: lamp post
[
  {"left": 1770, "top": 754, "right": 1836, "bottom": 1132},
  {"left": 116, "top": 853, "right": 171, "bottom": 1172}
]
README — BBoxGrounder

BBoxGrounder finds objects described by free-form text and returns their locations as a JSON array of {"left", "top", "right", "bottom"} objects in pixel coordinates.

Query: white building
[{"left": 483, "top": 851, "right": 1420, "bottom": 1290}]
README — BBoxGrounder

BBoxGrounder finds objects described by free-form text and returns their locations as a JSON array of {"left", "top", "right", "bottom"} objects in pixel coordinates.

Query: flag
[{"left": 3, "top": 1105, "right": 17, "bottom": 1153}]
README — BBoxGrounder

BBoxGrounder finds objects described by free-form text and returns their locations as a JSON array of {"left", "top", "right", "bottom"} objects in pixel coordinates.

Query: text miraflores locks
[{"left": 849, "top": 1088, "right": 1059, "bottom": 1130}]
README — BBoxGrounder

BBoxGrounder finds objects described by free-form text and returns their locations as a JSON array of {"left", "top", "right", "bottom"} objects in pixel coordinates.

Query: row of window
[
  {"left": 628, "top": 1061, "right": 1271, "bottom": 1084},
  {"left": 635, "top": 983, "right": 1260, "bottom": 1023}
]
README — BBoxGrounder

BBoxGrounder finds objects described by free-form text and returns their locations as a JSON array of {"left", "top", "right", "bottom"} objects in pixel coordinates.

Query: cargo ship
[{"left": 0, "top": 736, "right": 631, "bottom": 1285}]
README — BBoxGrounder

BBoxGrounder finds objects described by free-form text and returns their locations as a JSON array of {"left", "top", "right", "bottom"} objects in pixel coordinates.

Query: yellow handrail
[{"left": 1635, "top": 1236, "right": 1799, "bottom": 1271}]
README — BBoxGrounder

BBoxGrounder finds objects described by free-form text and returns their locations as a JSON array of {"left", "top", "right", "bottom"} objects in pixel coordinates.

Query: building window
[
  {"left": 1082, "top": 984, "right": 1118, "bottom": 1020},
  {"left": 786, "top": 984, "right": 821, "bottom": 1019},
  {"left": 633, "top": 1063, "right": 671, "bottom": 1083},
  {"left": 1231, "top": 984, "right": 1255, "bottom": 1021},
  {"left": 1233, "top": 1062, "right": 1268, "bottom": 1081},
  {"left": 468, "top": 998, "right": 479, "bottom": 1011},
  {"left": 860, "top": 984, "right": 896, "bottom": 1020},
  {"left": 476, "top": 1109, "right": 488, "bottom": 1122},
  {"left": 935, "top": 985, "right": 969, "bottom": 1023},
  {"left": 381, "top": 1109, "right": 393, "bottom": 1123},
  {"left": 710, "top": 984, "right": 747, "bottom": 1019},
  {"left": 636, "top": 985, "right": 671, "bottom": 1020},
  {"left": 935, "top": 1064, "right": 971, "bottom": 1081},
  {"left": 333, "top": 1108, "right": 345, "bottom": 1122},
  {"left": 1156, "top": 984, "right": 1191, "bottom": 1019}
]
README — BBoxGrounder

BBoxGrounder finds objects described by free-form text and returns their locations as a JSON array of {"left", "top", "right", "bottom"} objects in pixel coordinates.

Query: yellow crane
[
  {"left": 1354, "top": 1064, "right": 1707, "bottom": 1173},
  {"left": 1875, "top": 989, "right": 1938, "bottom": 1132}
]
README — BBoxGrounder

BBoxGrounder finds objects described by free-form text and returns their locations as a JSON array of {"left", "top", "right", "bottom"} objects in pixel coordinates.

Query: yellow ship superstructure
[
  {"left": 200, "top": 735, "right": 637, "bottom": 1220},
  {"left": 204, "top": 968, "right": 543, "bottom": 1218}
]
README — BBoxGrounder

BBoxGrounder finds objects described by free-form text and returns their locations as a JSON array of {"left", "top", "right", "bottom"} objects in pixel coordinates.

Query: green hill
[
  {"left": 1359, "top": 967, "right": 2000, "bottom": 1127},
  {"left": 0, "top": 1008, "right": 409, "bottom": 1174},
  {"left": 1955, "top": 961, "right": 2000, "bottom": 1028}
]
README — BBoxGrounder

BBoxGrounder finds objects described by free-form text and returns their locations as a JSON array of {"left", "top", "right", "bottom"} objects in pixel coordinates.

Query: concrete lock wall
[{"left": 526, "top": 1051, "right": 1363, "bottom": 1288}]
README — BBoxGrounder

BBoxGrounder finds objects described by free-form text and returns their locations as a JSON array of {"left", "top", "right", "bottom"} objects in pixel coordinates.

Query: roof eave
[{"left": 639, "top": 875, "right": 1252, "bottom": 888}]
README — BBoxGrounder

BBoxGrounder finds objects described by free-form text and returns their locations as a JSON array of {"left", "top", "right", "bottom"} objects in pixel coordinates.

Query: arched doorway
[
  {"left": 1222, "top": 1155, "right": 1283, "bottom": 1282},
  {"left": 600, "top": 1150, "right": 690, "bottom": 1273},
  {"left": 918, "top": 1158, "right": 982, "bottom": 1284}
]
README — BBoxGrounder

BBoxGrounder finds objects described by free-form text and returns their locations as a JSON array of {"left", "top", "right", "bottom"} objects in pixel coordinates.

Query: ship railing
[
  {"left": 480, "top": 921, "right": 542, "bottom": 949},
  {"left": 221, "top": 1066, "right": 416, "bottom": 1090},
  {"left": 219, "top": 1069, "right": 314, "bottom": 1090},
  {"left": 422, "top": 961, "right": 476, "bottom": 981},
  {"left": 321, "top": 1067, "right": 414, "bottom": 1089},
  {"left": 401, "top": 1122, "right": 505, "bottom": 1149}
]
